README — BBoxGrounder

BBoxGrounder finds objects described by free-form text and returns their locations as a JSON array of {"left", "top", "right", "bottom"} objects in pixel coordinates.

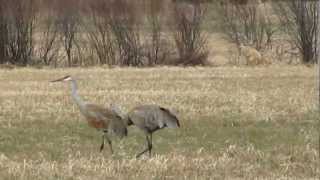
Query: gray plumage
[
  {"left": 127, "top": 104, "right": 180, "bottom": 158},
  {"left": 109, "top": 103, "right": 127, "bottom": 120},
  {"left": 50, "top": 75, "right": 127, "bottom": 153}
]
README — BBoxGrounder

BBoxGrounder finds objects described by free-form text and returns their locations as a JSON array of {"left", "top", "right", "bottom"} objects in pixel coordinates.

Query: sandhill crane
[
  {"left": 126, "top": 104, "right": 180, "bottom": 158},
  {"left": 50, "top": 75, "right": 127, "bottom": 154}
]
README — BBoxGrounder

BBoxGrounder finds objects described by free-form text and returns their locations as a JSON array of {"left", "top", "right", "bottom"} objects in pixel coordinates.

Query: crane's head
[{"left": 50, "top": 75, "right": 73, "bottom": 83}]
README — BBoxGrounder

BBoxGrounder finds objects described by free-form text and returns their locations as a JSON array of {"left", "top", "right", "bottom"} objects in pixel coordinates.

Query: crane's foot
[
  {"left": 100, "top": 142, "right": 104, "bottom": 152},
  {"left": 135, "top": 153, "right": 143, "bottom": 159},
  {"left": 136, "top": 147, "right": 152, "bottom": 158},
  {"left": 136, "top": 135, "right": 153, "bottom": 158},
  {"left": 136, "top": 150, "right": 147, "bottom": 158}
]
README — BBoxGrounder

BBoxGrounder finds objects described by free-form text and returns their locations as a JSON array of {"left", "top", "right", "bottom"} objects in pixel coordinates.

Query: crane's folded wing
[{"left": 84, "top": 104, "right": 128, "bottom": 137}]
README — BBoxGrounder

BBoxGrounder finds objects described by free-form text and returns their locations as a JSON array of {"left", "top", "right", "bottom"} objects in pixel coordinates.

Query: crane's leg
[
  {"left": 136, "top": 134, "right": 152, "bottom": 158},
  {"left": 148, "top": 134, "right": 153, "bottom": 157},
  {"left": 105, "top": 134, "right": 113, "bottom": 154},
  {"left": 100, "top": 132, "right": 113, "bottom": 154},
  {"left": 100, "top": 133, "right": 105, "bottom": 152}
]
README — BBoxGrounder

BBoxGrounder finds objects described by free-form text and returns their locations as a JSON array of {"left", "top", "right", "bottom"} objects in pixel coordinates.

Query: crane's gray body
[
  {"left": 81, "top": 104, "right": 127, "bottom": 138},
  {"left": 69, "top": 79, "right": 127, "bottom": 138},
  {"left": 127, "top": 105, "right": 180, "bottom": 133},
  {"left": 127, "top": 104, "right": 180, "bottom": 158},
  {"left": 51, "top": 76, "right": 127, "bottom": 153}
]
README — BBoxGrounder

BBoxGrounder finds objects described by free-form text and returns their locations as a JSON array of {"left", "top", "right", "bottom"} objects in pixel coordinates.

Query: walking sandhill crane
[
  {"left": 126, "top": 104, "right": 180, "bottom": 158},
  {"left": 50, "top": 75, "right": 127, "bottom": 153}
]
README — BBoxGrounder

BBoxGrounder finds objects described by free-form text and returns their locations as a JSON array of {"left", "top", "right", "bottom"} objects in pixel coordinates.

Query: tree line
[{"left": 0, "top": 0, "right": 317, "bottom": 67}]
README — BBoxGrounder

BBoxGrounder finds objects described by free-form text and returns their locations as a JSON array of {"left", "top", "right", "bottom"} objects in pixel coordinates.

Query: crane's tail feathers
[
  {"left": 109, "top": 103, "right": 134, "bottom": 126},
  {"left": 109, "top": 118, "right": 128, "bottom": 138},
  {"left": 159, "top": 107, "right": 180, "bottom": 128},
  {"left": 126, "top": 116, "right": 133, "bottom": 126},
  {"left": 110, "top": 104, "right": 125, "bottom": 118},
  {"left": 176, "top": 119, "right": 180, "bottom": 128},
  {"left": 166, "top": 119, "right": 180, "bottom": 128}
]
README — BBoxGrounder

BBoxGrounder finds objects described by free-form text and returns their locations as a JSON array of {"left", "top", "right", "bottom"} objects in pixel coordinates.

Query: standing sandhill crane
[
  {"left": 50, "top": 75, "right": 127, "bottom": 153},
  {"left": 126, "top": 104, "right": 180, "bottom": 158}
]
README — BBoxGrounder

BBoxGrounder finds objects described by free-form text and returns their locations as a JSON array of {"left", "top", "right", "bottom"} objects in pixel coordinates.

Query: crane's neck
[{"left": 70, "top": 79, "right": 86, "bottom": 110}]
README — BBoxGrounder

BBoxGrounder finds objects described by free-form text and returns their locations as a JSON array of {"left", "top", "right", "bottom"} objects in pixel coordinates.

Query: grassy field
[{"left": 0, "top": 66, "right": 318, "bottom": 179}]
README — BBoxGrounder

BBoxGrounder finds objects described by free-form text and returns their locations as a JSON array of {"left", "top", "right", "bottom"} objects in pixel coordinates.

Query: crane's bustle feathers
[
  {"left": 128, "top": 105, "right": 180, "bottom": 130},
  {"left": 159, "top": 107, "right": 180, "bottom": 128}
]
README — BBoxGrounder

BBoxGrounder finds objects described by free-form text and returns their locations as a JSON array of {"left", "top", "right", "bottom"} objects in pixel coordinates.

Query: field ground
[{"left": 0, "top": 66, "right": 319, "bottom": 179}]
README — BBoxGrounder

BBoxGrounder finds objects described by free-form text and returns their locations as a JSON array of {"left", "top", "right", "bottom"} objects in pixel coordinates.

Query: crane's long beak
[
  {"left": 50, "top": 75, "right": 72, "bottom": 83},
  {"left": 50, "top": 77, "right": 65, "bottom": 83}
]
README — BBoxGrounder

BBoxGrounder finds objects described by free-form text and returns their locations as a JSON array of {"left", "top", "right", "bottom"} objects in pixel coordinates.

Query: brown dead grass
[{"left": 0, "top": 66, "right": 318, "bottom": 179}]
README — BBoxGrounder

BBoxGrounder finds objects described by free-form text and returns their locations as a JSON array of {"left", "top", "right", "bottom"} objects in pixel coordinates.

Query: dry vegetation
[
  {"left": 0, "top": 0, "right": 316, "bottom": 67},
  {"left": 0, "top": 66, "right": 318, "bottom": 179}
]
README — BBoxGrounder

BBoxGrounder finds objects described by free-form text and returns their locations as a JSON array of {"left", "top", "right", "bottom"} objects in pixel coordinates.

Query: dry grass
[{"left": 0, "top": 66, "right": 318, "bottom": 179}]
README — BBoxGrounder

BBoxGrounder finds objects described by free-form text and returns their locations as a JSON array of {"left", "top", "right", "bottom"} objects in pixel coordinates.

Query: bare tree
[
  {"left": 0, "top": 0, "right": 9, "bottom": 64},
  {"left": 274, "top": 0, "right": 318, "bottom": 64},
  {"left": 216, "top": 0, "right": 276, "bottom": 50},
  {"left": 85, "top": 0, "right": 116, "bottom": 65},
  {"left": 6, "top": 0, "right": 37, "bottom": 66},
  {"left": 109, "top": 0, "right": 142, "bottom": 66},
  {"left": 171, "top": 1, "right": 208, "bottom": 65},
  {"left": 56, "top": 0, "right": 80, "bottom": 67},
  {"left": 143, "top": 0, "right": 168, "bottom": 65},
  {"left": 37, "top": 0, "right": 59, "bottom": 66}
]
